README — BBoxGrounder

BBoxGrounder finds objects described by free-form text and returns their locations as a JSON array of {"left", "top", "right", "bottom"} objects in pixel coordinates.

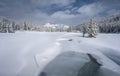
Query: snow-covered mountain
[{"left": 43, "top": 23, "right": 69, "bottom": 29}]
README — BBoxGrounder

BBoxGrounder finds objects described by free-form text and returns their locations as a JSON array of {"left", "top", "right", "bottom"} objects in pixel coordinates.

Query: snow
[
  {"left": 59, "top": 33, "right": 120, "bottom": 72},
  {"left": 0, "top": 32, "right": 66, "bottom": 76},
  {"left": 43, "top": 23, "right": 69, "bottom": 29},
  {"left": 35, "top": 42, "right": 61, "bottom": 71},
  {"left": 0, "top": 32, "right": 120, "bottom": 76}
]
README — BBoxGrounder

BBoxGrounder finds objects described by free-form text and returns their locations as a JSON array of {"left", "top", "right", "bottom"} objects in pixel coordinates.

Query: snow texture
[{"left": 0, "top": 32, "right": 120, "bottom": 76}]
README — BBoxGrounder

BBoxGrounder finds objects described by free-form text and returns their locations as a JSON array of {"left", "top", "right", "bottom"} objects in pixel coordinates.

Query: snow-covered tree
[
  {"left": 81, "top": 24, "right": 88, "bottom": 37},
  {"left": 24, "top": 22, "right": 27, "bottom": 31},
  {"left": 88, "top": 19, "right": 99, "bottom": 38}
]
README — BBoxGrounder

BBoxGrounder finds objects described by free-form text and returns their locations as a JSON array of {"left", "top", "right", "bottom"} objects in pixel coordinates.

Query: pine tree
[
  {"left": 24, "top": 22, "right": 27, "bottom": 31},
  {"left": 88, "top": 19, "right": 99, "bottom": 38},
  {"left": 81, "top": 24, "right": 88, "bottom": 37}
]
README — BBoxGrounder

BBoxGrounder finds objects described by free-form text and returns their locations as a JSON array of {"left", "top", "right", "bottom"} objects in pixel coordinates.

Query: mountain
[{"left": 43, "top": 23, "right": 69, "bottom": 29}]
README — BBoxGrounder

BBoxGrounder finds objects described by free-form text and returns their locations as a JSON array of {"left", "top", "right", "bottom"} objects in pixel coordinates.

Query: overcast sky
[{"left": 0, "top": 0, "right": 120, "bottom": 25}]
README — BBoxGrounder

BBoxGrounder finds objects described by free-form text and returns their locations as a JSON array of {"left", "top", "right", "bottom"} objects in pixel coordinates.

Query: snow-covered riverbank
[{"left": 0, "top": 32, "right": 120, "bottom": 76}]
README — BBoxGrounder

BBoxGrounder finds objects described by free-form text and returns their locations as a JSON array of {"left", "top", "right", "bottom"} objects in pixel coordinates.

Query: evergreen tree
[{"left": 88, "top": 19, "right": 99, "bottom": 38}]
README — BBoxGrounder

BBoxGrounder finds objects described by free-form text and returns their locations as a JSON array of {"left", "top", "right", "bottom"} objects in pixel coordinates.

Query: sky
[{"left": 0, "top": 0, "right": 120, "bottom": 25}]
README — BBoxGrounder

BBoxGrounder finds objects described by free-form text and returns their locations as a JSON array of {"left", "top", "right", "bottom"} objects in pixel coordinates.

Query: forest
[{"left": 0, "top": 14, "right": 120, "bottom": 33}]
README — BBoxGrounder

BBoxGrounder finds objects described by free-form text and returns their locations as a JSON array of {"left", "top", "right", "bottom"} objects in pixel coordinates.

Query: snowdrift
[{"left": 0, "top": 32, "right": 120, "bottom": 76}]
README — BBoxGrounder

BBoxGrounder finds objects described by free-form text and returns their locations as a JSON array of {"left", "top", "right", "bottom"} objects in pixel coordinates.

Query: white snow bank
[
  {"left": 35, "top": 42, "right": 61, "bottom": 72},
  {"left": 0, "top": 32, "right": 66, "bottom": 76},
  {"left": 0, "top": 32, "right": 120, "bottom": 76},
  {"left": 59, "top": 33, "right": 120, "bottom": 74}
]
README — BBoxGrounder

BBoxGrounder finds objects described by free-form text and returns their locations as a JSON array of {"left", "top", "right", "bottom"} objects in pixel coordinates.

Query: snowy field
[{"left": 0, "top": 32, "right": 120, "bottom": 76}]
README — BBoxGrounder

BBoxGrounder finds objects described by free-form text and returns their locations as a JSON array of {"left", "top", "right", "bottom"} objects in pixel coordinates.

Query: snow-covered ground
[{"left": 0, "top": 32, "right": 120, "bottom": 76}]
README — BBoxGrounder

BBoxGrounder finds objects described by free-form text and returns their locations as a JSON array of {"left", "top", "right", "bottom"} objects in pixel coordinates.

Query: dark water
[{"left": 38, "top": 52, "right": 102, "bottom": 76}]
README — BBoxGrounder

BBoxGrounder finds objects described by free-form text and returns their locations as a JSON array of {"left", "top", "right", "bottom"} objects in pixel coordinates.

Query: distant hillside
[
  {"left": 97, "top": 14, "right": 120, "bottom": 33},
  {"left": 76, "top": 14, "right": 120, "bottom": 33}
]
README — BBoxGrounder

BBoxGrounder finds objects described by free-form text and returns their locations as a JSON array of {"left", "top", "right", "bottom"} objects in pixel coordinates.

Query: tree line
[
  {"left": 98, "top": 15, "right": 120, "bottom": 33},
  {"left": 1, "top": 14, "right": 120, "bottom": 33},
  {"left": 75, "top": 14, "right": 120, "bottom": 33},
  {"left": 0, "top": 18, "right": 75, "bottom": 33}
]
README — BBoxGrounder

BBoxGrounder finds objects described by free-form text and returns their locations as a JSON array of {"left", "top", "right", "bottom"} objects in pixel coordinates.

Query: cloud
[
  {"left": 31, "top": 0, "right": 75, "bottom": 7},
  {"left": 15, "top": 9, "right": 50, "bottom": 25},
  {"left": 0, "top": 0, "right": 120, "bottom": 26},
  {"left": 51, "top": 11, "right": 76, "bottom": 19},
  {"left": 50, "top": 9, "right": 93, "bottom": 25},
  {"left": 100, "top": 0, "right": 120, "bottom": 8},
  {"left": 107, "top": 9, "right": 120, "bottom": 16},
  {"left": 77, "top": 3, "right": 105, "bottom": 17},
  {"left": 0, "top": 0, "right": 32, "bottom": 19}
]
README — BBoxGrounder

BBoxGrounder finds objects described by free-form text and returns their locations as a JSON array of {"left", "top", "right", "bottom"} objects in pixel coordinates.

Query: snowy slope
[
  {"left": 0, "top": 32, "right": 66, "bottom": 76},
  {"left": 0, "top": 32, "right": 120, "bottom": 76}
]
